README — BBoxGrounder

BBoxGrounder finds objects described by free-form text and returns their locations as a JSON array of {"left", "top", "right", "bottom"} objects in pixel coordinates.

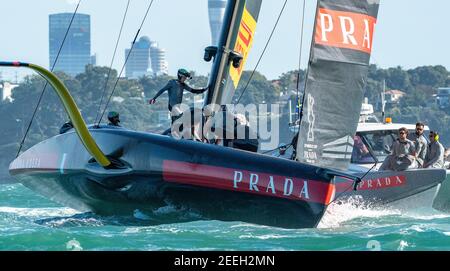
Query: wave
[
  {"left": 0, "top": 206, "right": 79, "bottom": 218},
  {"left": 0, "top": 184, "right": 20, "bottom": 192}
]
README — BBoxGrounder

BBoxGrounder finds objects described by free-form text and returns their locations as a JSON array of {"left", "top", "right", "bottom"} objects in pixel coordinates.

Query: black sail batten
[
  {"left": 205, "top": 0, "right": 263, "bottom": 108},
  {"left": 296, "top": 0, "right": 380, "bottom": 171}
]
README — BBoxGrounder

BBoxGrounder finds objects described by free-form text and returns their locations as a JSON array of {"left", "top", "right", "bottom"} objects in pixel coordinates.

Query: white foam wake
[
  {"left": 317, "top": 196, "right": 401, "bottom": 228},
  {"left": 318, "top": 195, "right": 450, "bottom": 229},
  {"left": 0, "top": 206, "right": 80, "bottom": 218}
]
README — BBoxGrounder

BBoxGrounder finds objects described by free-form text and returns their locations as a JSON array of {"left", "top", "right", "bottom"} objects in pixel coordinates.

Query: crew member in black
[
  {"left": 148, "top": 69, "right": 208, "bottom": 124},
  {"left": 59, "top": 121, "right": 74, "bottom": 134},
  {"left": 107, "top": 111, "right": 121, "bottom": 127}
]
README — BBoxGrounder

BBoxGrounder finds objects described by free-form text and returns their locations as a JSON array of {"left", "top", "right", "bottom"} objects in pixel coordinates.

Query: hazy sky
[{"left": 1, "top": 0, "right": 449, "bottom": 81}]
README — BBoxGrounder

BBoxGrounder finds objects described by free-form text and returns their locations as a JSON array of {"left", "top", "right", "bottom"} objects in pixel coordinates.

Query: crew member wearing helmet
[
  {"left": 107, "top": 111, "right": 121, "bottom": 127},
  {"left": 424, "top": 131, "right": 445, "bottom": 168},
  {"left": 148, "top": 69, "right": 208, "bottom": 124}
]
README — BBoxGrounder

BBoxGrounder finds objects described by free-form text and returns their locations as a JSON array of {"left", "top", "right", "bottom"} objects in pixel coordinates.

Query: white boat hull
[{"left": 432, "top": 170, "right": 450, "bottom": 212}]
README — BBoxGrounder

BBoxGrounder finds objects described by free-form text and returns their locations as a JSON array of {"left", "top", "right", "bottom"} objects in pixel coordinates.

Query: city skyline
[{"left": 0, "top": 0, "right": 449, "bottom": 82}]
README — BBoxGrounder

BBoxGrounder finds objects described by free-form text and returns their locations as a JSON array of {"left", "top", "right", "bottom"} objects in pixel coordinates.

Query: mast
[
  {"left": 204, "top": 0, "right": 263, "bottom": 109},
  {"left": 381, "top": 79, "right": 386, "bottom": 123}
]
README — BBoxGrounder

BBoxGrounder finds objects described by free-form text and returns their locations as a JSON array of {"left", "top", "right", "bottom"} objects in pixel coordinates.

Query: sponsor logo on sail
[
  {"left": 315, "top": 8, "right": 377, "bottom": 54},
  {"left": 306, "top": 94, "right": 316, "bottom": 142},
  {"left": 229, "top": 7, "right": 257, "bottom": 88},
  {"left": 302, "top": 94, "right": 318, "bottom": 163}
]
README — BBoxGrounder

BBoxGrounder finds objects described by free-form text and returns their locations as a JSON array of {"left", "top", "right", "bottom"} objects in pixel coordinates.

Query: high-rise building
[
  {"left": 124, "top": 36, "right": 168, "bottom": 78},
  {"left": 150, "top": 41, "right": 169, "bottom": 76},
  {"left": 49, "top": 13, "right": 91, "bottom": 76},
  {"left": 208, "top": 0, "right": 227, "bottom": 45},
  {"left": 125, "top": 36, "right": 152, "bottom": 79}
]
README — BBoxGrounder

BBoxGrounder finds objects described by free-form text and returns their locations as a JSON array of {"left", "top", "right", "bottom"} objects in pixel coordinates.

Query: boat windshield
[{"left": 351, "top": 130, "right": 398, "bottom": 164}]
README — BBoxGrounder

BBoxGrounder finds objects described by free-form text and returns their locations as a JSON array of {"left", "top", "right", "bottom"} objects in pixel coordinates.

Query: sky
[{"left": 0, "top": 0, "right": 449, "bottom": 81}]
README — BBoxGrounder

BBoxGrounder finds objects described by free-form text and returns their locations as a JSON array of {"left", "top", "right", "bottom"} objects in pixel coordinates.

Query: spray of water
[{"left": 318, "top": 196, "right": 402, "bottom": 228}]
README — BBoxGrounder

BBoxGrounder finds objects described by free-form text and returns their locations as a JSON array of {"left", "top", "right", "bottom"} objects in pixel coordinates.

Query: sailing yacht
[
  {"left": 4, "top": 0, "right": 446, "bottom": 228},
  {"left": 2, "top": 0, "right": 342, "bottom": 229}
]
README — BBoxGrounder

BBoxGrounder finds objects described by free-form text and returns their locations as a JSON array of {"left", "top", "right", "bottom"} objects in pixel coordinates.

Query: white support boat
[{"left": 287, "top": 102, "right": 450, "bottom": 211}]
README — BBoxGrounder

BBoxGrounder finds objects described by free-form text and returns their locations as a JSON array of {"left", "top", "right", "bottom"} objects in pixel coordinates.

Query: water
[{"left": 1, "top": 183, "right": 449, "bottom": 251}]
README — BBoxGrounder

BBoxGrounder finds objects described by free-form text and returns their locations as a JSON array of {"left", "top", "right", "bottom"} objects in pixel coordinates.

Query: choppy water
[{"left": 0, "top": 183, "right": 449, "bottom": 251}]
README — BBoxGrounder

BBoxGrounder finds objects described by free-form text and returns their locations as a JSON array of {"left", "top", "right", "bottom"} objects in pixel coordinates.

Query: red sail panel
[{"left": 315, "top": 8, "right": 377, "bottom": 54}]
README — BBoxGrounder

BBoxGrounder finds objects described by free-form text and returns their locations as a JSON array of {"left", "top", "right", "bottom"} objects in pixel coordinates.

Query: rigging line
[
  {"left": 261, "top": 143, "right": 292, "bottom": 154},
  {"left": 97, "top": 0, "right": 155, "bottom": 125},
  {"left": 15, "top": 0, "right": 82, "bottom": 158},
  {"left": 295, "top": 0, "right": 307, "bottom": 122},
  {"left": 94, "top": 0, "right": 131, "bottom": 126},
  {"left": 360, "top": 162, "right": 378, "bottom": 181},
  {"left": 327, "top": 162, "right": 378, "bottom": 206},
  {"left": 298, "top": 0, "right": 319, "bottom": 124},
  {"left": 234, "top": 0, "right": 289, "bottom": 105}
]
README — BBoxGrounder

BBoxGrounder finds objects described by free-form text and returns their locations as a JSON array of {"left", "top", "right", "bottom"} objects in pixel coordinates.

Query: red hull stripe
[
  {"left": 357, "top": 175, "right": 406, "bottom": 190},
  {"left": 163, "top": 160, "right": 334, "bottom": 205},
  {"left": 335, "top": 175, "right": 407, "bottom": 193}
]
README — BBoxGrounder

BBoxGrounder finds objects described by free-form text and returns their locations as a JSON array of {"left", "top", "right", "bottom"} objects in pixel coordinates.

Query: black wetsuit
[
  {"left": 59, "top": 121, "right": 73, "bottom": 134},
  {"left": 153, "top": 79, "right": 206, "bottom": 111}
]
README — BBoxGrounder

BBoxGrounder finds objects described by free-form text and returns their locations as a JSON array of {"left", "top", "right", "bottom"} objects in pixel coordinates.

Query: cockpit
[{"left": 352, "top": 128, "right": 429, "bottom": 164}]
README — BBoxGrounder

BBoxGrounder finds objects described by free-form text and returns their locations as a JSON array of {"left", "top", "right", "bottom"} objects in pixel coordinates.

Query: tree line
[{"left": 0, "top": 64, "right": 448, "bottom": 177}]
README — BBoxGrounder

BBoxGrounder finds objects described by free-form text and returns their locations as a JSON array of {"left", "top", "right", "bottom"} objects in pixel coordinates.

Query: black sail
[{"left": 296, "top": 0, "right": 380, "bottom": 170}]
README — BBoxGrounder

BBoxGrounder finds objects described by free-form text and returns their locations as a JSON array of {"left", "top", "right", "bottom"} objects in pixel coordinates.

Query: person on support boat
[
  {"left": 148, "top": 69, "right": 208, "bottom": 125},
  {"left": 352, "top": 135, "right": 372, "bottom": 163},
  {"left": 408, "top": 122, "right": 428, "bottom": 168},
  {"left": 423, "top": 131, "right": 445, "bottom": 169},
  {"left": 380, "top": 127, "right": 417, "bottom": 171}
]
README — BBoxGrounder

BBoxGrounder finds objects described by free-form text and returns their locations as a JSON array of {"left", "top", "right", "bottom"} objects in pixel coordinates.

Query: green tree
[
  {"left": 138, "top": 74, "right": 173, "bottom": 98},
  {"left": 277, "top": 70, "right": 306, "bottom": 93},
  {"left": 408, "top": 65, "right": 448, "bottom": 88},
  {"left": 233, "top": 71, "right": 280, "bottom": 105}
]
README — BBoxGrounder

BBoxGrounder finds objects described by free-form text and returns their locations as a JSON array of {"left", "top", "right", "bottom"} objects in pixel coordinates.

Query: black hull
[
  {"left": 17, "top": 172, "right": 326, "bottom": 228},
  {"left": 10, "top": 128, "right": 336, "bottom": 229}
]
